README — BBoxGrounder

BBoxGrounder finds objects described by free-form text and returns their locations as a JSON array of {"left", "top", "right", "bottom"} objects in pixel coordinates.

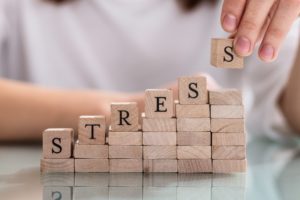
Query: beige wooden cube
[
  {"left": 145, "top": 89, "right": 174, "bottom": 118},
  {"left": 143, "top": 132, "right": 176, "bottom": 146},
  {"left": 109, "top": 159, "right": 143, "bottom": 172},
  {"left": 74, "top": 143, "right": 108, "bottom": 159},
  {"left": 209, "top": 89, "right": 242, "bottom": 105},
  {"left": 42, "top": 128, "right": 74, "bottom": 159},
  {"left": 75, "top": 159, "right": 109, "bottom": 172},
  {"left": 176, "top": 104, "right": 210, "bottom": 118},
  {"left": 178, "top": 159, "right": 212, "bottom": 173},
  {"left": 177, "top": 118, "right": 210, "bottom": 132},
  {"left": 212, "top": 133, "right": 246, "bottom": 146},
  {"left": 109, "top": 146, "right": 143, "bottom": 159},
  {"left": 212, "top": 146, "right": 246, "bottom": 160},
  {"left": 177, "top": 132, "right": 211, "bottom": 146},
  {"left": 78, "top": 115, "right": 106, "bottom": 145},
  {"left": 211, "top": 38, "right": 244, "bottom": 68},
  {"left": 108, "top": 131, "right": 142, "bottom": 146},
  {"left": 143, "top": 146, "right": 177, "bottom": 159},
  {"left": 40, "top": 159, "right": 74, "bottom": 173},
  {"left": 211, "top": 105, "right": 244, "bottom": 119},
  {"left": 177, "top": 146, "right": 212, "bottom": 160},
  {"left": 111, "top": 102, "right": 139, "bottom": 132},
  {"left": 211, "top": 119, "right": 245, "bottom": 133},
  {"left": 144, "top": 159, "right": 177, "bottom": 173},
  {"left": 178, "top": 76, "right": 208, "bottom": 104},
  {"left": 142, "top": 117, "right": 176, "bottom": 132},
  {"left": 213, "top": 159, "right": 247, "bottom": 173}
]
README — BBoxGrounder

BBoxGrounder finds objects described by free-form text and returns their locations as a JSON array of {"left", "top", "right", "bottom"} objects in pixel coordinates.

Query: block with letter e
[{"left": 211, "top": 38, "right": 244, "bottom": 69}]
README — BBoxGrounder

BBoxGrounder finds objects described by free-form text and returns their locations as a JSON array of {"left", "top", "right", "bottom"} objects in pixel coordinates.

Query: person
[{"left": 0, "top": 0, "right": 299, "bottom": 142}]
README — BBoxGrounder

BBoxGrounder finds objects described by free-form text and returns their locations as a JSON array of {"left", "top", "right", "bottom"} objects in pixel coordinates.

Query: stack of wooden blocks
[{"left": 41, "top": 38, "right": 247, "bottom": 174}]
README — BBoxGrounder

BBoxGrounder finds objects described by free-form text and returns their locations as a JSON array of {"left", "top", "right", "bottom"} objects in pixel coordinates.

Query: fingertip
[
  {"left": 259, "top": 44, "right": 276, "bottom": 62},
  {"left": 222, "top": 13, "right": 238, "bottom": 33}
]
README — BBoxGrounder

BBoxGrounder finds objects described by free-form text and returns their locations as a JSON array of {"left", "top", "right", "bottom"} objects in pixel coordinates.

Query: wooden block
[
  {"left": 43, "top": 128, "right": 74, "bottom": 159},
  {"left": 211, "top": 105, "right": 244, "bottom": 119},
  {"left": 177, "top": 132, "right": 211, "bottom": 146},
  {"left": 178, "top": 76, "right": 208, "bottom": 104},
  {"left": 211, "top": 38, "right": 244, "bottom": 68},
  {"left": 143, "top": 132, "right": 176, "bottom": 146},
  {"left": 212, "top": 146, "right": 246, "bottom": 160},
  {"left": 75, "top": 159, "right": 109, "bottom": 172},
  {"left": 213, "top": 159, "right": 247, "bottom": 173},
  {"left": 109, "top": 159, "right": 143, "bottom": 172},
  {"left": 178, "top": 159, "right": 212, "bottom": 173},
  {"left": 143, "top": 146, "right": 177, "bottom": 159},
  {"left": 209, "top": 89, "right": 242, "bottom": 105},
  {"left": 177, "top": 146, "right": 211, "bottom": 159},
  {"left": 144, "top": 160, "right": 177, "bottom": 173},
  {"left": 43, "top": 186, "right": 72, "bottom": 200},
  {"left": 212, "top": 133, "right": 245, "bottom": 146},
  {"left": 109, "top": 146, "right": 142, "bottom": 159},
  {"left": 78, "top": 115, "right": 106, "bottom": 145},
  {"left": 108, "top": 131, "right": 142, "bottom": 145},
  {"left": 142, "top": 117, "right": 176, "bottom": 132},
  {"left": 111, "top": 102, "right": 139, "bottom": 132},
  {"left": 145, "top": 89, "right": 174, "bottom": 118},
  {"left": 40, "top": 159, "right": 74, "bottom": 173},
  {"left": 74, "top": 143, "right": 108, "bottom": 158},
  {"left": 211, "top": 119, "right": 245, "bottom": 133},
  {"left": 177, "top": 118, "right": 210, "bottom": 132},
  {"left": 176, "top": 104, "right": 210, "bottom": 118}
]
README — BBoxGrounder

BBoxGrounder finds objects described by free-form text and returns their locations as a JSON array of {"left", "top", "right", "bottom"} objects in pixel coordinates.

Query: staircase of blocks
[{"left": 41, "top": 75, "right": 246, "bottom": 174}]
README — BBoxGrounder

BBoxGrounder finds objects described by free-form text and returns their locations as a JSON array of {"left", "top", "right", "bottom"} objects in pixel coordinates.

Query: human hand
[{"left": 221, "top": 0, "right": 300, "bottom": 62}]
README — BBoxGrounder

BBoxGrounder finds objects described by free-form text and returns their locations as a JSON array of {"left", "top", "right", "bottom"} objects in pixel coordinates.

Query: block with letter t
[{"left": 78, "top": 115, "right": 106, "bottom": 144}]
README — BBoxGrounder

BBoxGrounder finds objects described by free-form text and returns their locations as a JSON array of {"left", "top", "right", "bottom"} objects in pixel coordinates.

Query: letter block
[
  {"left": 111, "top": 102, "right": 139, "bottom": 132},
  {"left": 211, "top": 38, "right": 244, "bottom": 69},
  {"left": 78, "top": 115, "right": 106, "bottom": 145},
  {"left": 145, "top": 89, "right": 174, "bottom": 118},
  {"left": 178, "top": 76, "right": 208, "bottom": 105},
  {"left": 42, "top": 128, "right": 74, "bottom": 159}
]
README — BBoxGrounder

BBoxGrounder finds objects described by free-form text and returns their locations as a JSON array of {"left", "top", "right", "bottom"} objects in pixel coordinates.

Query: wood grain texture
[
  {"left": 143, "top": 146, "right": 177, "bottom": 159},
  {"left": 177, "top": 118, "right": 210, "bottom": 132},
  {"left": 40, "top": 159, "right": 74, "bottom": 173},
  {"left": 142, "top": 117, "right": 176, "bottom": 132},
  {"left": 145, "top": 89, "right": 174, "bottom": 118},
  {"left": 177, "top": 132, "right": 211, "bottom": 146},
  {"left": 109, "top": 146, "right": 143, "bottom": 159},
  {"left": 213, "top": 159, "right": 247, "bottom": 173},
  {"left": 74, "top": 144, "right": 108, "bottom": 158},
  {"left": 209, "top": 89, "right": 242, "bottom": 105},
  {"left": 143, "top": 132, "right": 176, "bottom": 146},
  {"left": 178, "top": 159, "right": 212, "bottom": 173},
  {"left": 211, "top": 119, "right": 245, "bottom": 133},
  {"left": 78, "top": 115, "right": 106, "bottom": 145},
  {"left": 43, "top": 128, "right": 74, "bottom": 159},
  {"left": 177, "top": 146, "right": 212, "bottom": 159},
  {"left": 211, "top": 38, "right": 244, "bottom": 69},
  {"left": 75, "top": 159, "right": 109, "bottom": 172},
  {"left": 212, "top": 146, "right": 246, "bottom": 160},
  {"left": 212, "top": 133, "right": 245, "bottom": 146},
  {"left": 143, "top": 159, "right": 177, "bottom": 173},
  {"left": 108, "top": 131, "right": 142, "bottom": 146},
  {"left": 211, "top": 105, "right": 244, "bottom": 119},
  {"left": 176, "top": 104, "right": 210, "bottom": 118},
  {"left": 111, "top": 102, "right": 139, "bottom": 132},
  {"left": 178, "top": 76, "right": 208, "bottom": 105},
  {"left": 109, "top": 159, "right": 143, "bottom": 172}
]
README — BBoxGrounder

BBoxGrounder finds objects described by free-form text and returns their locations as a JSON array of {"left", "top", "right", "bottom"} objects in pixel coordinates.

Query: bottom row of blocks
[{"left": 41, "top": 159, "right": 247, "bottom": 173}]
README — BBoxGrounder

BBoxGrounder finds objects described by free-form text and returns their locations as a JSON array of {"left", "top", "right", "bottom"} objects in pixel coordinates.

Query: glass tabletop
[{"left": 0, "top": 137, "right": 300, "bottom": 200}]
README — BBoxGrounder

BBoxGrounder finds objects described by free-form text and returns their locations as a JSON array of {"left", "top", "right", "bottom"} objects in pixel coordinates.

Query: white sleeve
[
  {"left": 0, "top": 0, "right": 9, "bottom": 76},
  {"left": 245, "top": 20, "right": 300, "bottom": 142}
]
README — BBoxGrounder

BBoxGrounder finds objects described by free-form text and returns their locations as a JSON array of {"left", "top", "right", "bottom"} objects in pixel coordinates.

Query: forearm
[
  {"left": 280, "top": 45, "right": 300, "bottom": 134},
  {"left": 0, "top": 79, "right": 141, "bottom": 142}
]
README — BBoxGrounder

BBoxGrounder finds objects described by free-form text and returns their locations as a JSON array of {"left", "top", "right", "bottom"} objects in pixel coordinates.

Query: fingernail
[
  {"left": 223, "top": 14, "right": 237, "bottom": 32},
  {"left": 235, "top": 36, "right": 251, "bottom": 55},
  {"left": 260, "top": 44, "right": 274, "bottom": 61}
]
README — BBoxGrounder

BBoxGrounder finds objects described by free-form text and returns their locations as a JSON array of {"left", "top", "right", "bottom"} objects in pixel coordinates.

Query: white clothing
[{"left": 0, "top": 0, "right": 299, "bottom": 140}]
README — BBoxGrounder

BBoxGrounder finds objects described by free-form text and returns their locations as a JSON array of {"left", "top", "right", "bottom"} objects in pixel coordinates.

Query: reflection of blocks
[
  {"left": 211, "top": 38, "right": 244, "bottom": 68},
  {"left": 43, "top": 186, "right": 72, "bottom": 200},
  {"left": 41, "top": 75, "right": 247, "bottom": 174}
]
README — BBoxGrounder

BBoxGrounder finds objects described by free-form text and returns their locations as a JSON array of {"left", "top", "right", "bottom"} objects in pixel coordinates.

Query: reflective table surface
[{"left": 1, "top": 137, "right": 300, "bottom": 200}]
